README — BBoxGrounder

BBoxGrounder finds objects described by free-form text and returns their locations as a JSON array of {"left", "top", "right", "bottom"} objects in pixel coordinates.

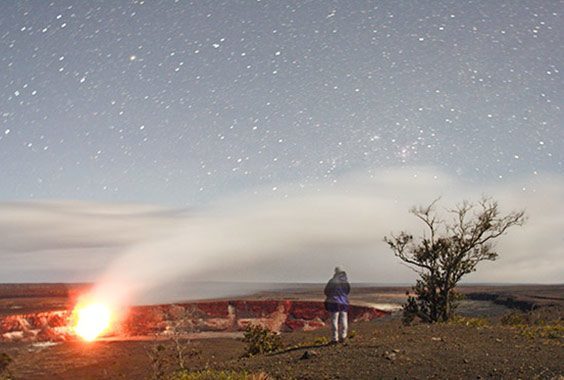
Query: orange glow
[{"left": 73, "top": 302, "right": 112, "bottom": 342}]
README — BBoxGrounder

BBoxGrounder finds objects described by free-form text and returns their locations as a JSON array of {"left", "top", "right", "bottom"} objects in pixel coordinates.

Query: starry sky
[
  {"left": 1, "top": 1, "right": 564, "bottom": 287},
  {"left": 1, "top": 0, "right": 562, "bottom": 206}
]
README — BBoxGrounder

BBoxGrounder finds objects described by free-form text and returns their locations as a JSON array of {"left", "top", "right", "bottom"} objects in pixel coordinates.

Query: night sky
[{"left": 1, "top": 0, "right": 562, "bottom": 206}]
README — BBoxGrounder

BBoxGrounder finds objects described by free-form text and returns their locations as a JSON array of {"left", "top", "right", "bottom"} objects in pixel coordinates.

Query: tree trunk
[{"left": 443, "top": 292, "right": 450, "bottom": 321}]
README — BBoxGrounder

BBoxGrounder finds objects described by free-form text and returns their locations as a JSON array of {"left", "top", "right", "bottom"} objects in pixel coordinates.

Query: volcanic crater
[{"left": 1, "top": 300, "right": 389, "bottom": 342}]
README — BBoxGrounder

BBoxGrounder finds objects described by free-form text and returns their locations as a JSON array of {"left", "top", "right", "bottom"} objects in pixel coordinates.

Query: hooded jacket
[{"left": 324, "top": 271, "right": 350, "bottom": 312}]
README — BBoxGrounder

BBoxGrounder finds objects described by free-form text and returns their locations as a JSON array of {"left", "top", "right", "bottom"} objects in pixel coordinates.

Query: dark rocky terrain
[{"left": 0, "top": 283, "right": 562, "bottom": 379}]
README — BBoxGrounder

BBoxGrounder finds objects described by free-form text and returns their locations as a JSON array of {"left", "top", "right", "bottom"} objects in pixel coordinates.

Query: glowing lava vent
[{"left": 73, "top": 302, "right": 112, "bottom": 342}]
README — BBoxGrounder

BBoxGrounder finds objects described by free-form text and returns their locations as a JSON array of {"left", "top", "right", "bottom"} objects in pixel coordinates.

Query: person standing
[{"left": 324, "top": 266, "right": 350, "bottom": 343}]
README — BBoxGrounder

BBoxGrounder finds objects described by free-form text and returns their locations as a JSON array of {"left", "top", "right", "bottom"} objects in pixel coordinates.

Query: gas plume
[{"left": 1, "top": 167, "right": 563, "bottom": 308}]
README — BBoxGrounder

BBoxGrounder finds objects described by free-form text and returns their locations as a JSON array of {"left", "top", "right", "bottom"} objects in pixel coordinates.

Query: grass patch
[
  {"left": 514, "top": 323, "right": 563, "bottom": 340},
  {"left": 501, "top": 311, "right": 531, "bottom": 326},
  {"left": 449, "top": 316, "right": 490, "bottom": 328},
  {"left": 312, "top": 336, "right": 330, "bottom": 345},
  {"left": 172, "top": 369, "right": 270, "bottom": 380},
  {"left": 501, "top": 310, "right": 563, "bottom": 341}
]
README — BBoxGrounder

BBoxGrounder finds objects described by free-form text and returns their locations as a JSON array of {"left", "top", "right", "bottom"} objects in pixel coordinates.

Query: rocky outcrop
[
  {"left": 0, "top": 311, "right": 72, "bottom": 342},
  {"left": 1, "top": 300, "right": 389, "bottom": 342}
]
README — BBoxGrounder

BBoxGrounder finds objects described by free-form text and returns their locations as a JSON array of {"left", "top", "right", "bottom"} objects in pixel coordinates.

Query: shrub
[
  {"left": 401, "top": 294, "right": 420, "bottom": 325},
  {"left": 242, "top": 325, "right": 283, "bottom": 356}
]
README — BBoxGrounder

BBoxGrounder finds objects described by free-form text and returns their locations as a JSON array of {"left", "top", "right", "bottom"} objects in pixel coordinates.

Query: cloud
[
  {"left": 0, "top": 201, "right": 182, "bottom": 281},
  {"left": 1, "top": 167, "right": 563, "bottom": 305}
]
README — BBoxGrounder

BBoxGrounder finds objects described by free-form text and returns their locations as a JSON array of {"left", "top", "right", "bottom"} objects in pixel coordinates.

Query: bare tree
[
  {"left": 145, "top": 306, "right": 200, "bottom": 379},
  {"left": 168, "top": 306, "right": 198, "bottom": 371},
  {"left": 385, "top": 197, "right": 526, "bottom": 323},
  {"left": 146, "top": 339, "right": 168, "bottom": 380}
]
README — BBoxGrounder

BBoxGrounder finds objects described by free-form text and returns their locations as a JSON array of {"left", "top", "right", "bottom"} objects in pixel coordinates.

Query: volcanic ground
[{"left": 0, "top": 283, "right": 562, "bottom": 379}]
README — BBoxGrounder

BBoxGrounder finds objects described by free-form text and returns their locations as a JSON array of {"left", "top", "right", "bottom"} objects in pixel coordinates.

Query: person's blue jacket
[{"left": 324, "top": 271, "right": 350, "bottom": 312}]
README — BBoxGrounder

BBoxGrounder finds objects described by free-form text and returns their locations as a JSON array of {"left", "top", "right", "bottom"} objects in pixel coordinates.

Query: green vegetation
[
  {"left": 449, "top": 316, "right": 490, "bottom": 328},
  {"left": 172, "top": 369, "right": 269, "bottom": 380},
  {"left": 242, "top": 325, "right": 283, "bottom": 356},
  {"left": 313, "top": 336, "right": 330, "bottom": 345},
  {"left": 290, "top": 336, "right": 329, "bottom": 350},
  {"left": 501, "top": 310, "right": 563, "bottom": 340}
]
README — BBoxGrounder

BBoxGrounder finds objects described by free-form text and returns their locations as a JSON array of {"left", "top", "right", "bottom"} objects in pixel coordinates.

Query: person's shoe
[{"left": 328, "top": 340, "right": 339, "bottom": 345}]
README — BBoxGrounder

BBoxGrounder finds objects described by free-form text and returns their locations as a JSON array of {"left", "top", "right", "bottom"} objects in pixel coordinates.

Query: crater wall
[{"left": 1, "top": 300, "right": 389, "bottom": 342}]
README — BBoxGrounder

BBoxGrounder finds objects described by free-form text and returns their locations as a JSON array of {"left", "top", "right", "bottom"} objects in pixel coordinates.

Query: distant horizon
[
  {"left": 1, "top": 281, "right": 562, "bottom": 286},
  {"left": 1, "top": 1, "right": 562, "bottom": 298}
]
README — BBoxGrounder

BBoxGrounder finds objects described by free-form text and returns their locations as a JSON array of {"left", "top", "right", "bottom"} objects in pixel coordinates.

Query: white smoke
[{"left": 1, "top": 166, "right": 563, "bottom": 307}]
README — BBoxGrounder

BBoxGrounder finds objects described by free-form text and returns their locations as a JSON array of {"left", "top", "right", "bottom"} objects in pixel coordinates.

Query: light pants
[{"left": 331, "top": 311, "right": 348, "bottom": 342}]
